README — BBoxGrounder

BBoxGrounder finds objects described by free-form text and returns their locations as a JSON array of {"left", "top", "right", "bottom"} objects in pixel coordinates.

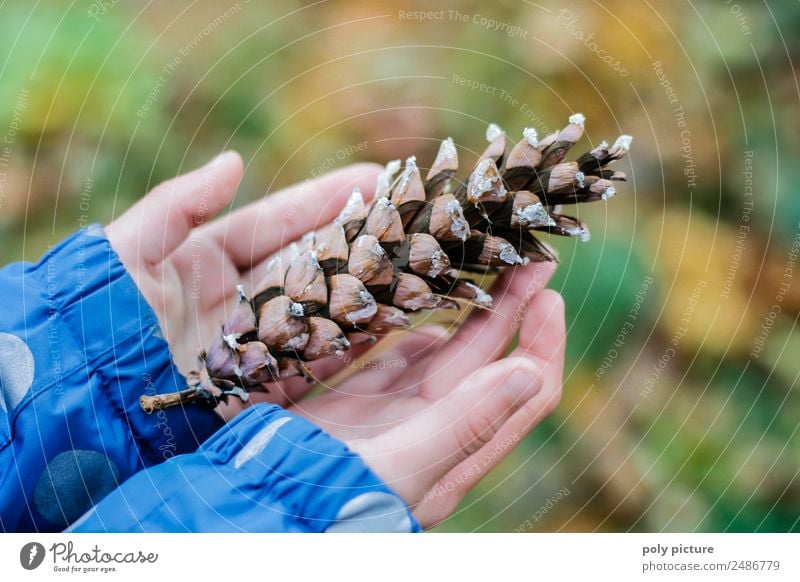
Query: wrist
[{"left": 39, "top": 224, "right": 224, "bottom": 461}]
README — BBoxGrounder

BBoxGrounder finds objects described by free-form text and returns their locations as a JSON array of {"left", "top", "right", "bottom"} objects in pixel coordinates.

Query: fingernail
[{"left": 503, "top": 368, "right": 541, "bottom": 404}]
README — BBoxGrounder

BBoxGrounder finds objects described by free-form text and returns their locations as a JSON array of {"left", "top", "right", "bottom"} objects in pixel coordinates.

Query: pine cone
[{"left": 140, "top": 116, "right": 632, "bottom": 412}]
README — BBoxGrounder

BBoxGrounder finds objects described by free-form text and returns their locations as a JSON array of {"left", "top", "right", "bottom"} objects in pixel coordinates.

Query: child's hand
[
  {"left": 105, "top": 152, "right": 383, "bottom": 406},
  {"left": 287, "top": 263, "right": 565, "bottom": 528}
]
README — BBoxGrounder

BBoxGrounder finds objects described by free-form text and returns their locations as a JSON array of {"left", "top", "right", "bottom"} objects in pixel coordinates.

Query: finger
[
  {"left": 420, "top": 259, "right": 556, "bottom": 399},
  {"left": 106, "top": 151, "right": 244, "bottom": 265},
  {"left": 352, "top": 357, "right": 543, "bottom": 505},
  {"left": 413, "top": 291, "right": 566, "bottom": 527},
  {"left": 510, "top": 289, "right": 566, "bottom": 393},
  {"left": 203, "top": 163, "right": 382, "bottom": 270}
]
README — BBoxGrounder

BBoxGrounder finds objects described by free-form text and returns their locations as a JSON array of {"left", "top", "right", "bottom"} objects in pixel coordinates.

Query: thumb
[
  {"left": 352, "top": 357, "right": 542, "bottom": 505},
  {"left": 106, "top": 151, "right": 244, "bottom": 265}
]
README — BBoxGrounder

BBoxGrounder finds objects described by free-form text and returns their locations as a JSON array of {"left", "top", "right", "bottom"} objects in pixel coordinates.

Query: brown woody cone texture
[{"left": 159, "top": 117, "right": 632, "bottom": 408}]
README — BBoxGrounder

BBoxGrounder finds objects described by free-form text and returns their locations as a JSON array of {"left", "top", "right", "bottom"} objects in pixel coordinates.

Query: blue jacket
[{"left": 0, "top": 225, "right": 418, "bottom": 532}]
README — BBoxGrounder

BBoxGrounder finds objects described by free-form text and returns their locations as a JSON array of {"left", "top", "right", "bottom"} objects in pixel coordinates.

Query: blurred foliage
[{"left": 0, "top": 0, "right": 797, "bottom": 531}]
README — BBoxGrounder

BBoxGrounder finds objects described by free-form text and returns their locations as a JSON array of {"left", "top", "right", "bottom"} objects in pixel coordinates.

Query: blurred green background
[{"left": 1, "top": 0, "right": 798, "bottom": 532}]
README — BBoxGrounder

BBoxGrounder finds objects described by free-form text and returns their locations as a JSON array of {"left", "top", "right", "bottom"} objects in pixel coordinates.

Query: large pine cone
[{"left": 140, "top": 116, "right": 632, "bottom": 412}]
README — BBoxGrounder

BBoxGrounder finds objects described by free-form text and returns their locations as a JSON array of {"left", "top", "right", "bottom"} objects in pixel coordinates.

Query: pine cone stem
[{"left": 139, "top": 387, "right": 220, "bottom": 413}]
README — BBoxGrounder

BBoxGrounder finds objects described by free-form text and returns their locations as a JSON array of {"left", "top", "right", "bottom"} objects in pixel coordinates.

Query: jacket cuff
[
  {"left": 32, "top": 224, "right": 223, "bottom": 463},
  {"left": 70, "top": 404, "right": 421, "bottom": 532}
]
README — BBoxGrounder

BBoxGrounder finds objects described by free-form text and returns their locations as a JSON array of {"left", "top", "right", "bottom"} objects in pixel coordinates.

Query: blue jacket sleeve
[
  {"left": 68, "top": 403, "right": 420, "bottom": 532},
  {"left": 0, "top": 225, "right": 224, "bottom": 532},
  {"left": 1, "top": 225, "right": 419, "bottom": 533}
]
